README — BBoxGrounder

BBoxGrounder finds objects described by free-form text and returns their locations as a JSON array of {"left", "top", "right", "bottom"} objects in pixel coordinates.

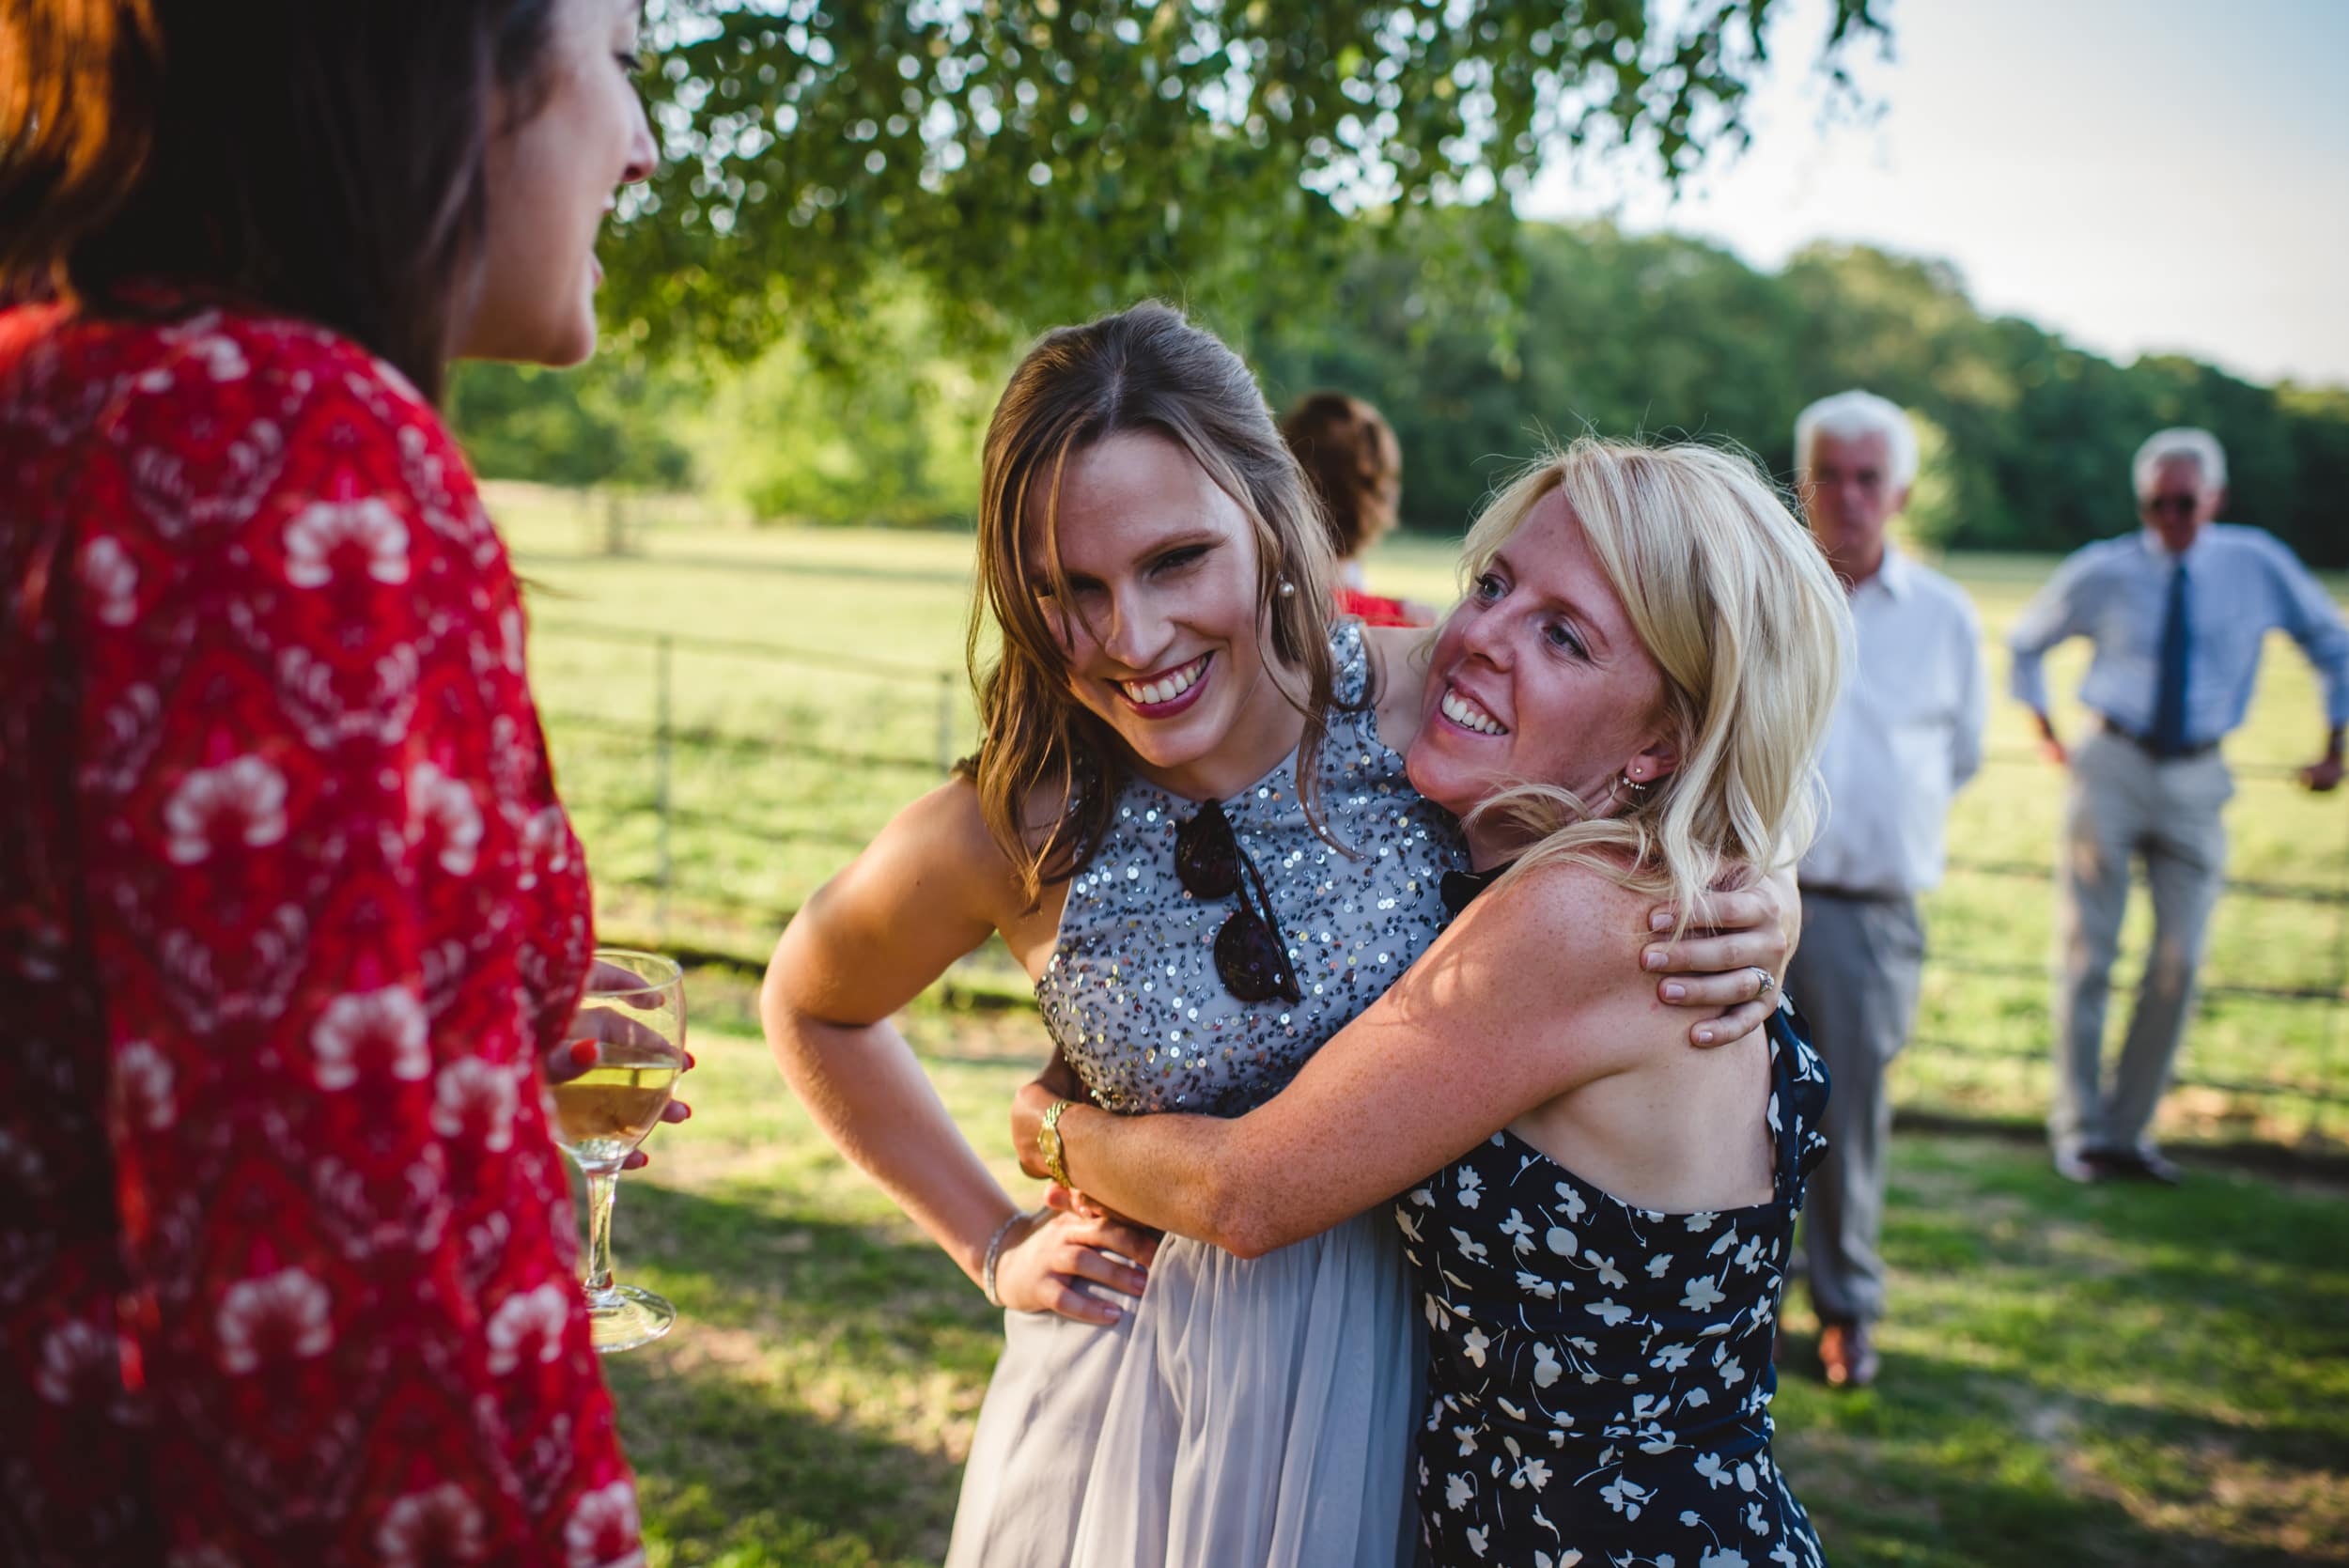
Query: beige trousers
[{"left": 2049, "top": 728, "right": 2232, "bottom": 1156}]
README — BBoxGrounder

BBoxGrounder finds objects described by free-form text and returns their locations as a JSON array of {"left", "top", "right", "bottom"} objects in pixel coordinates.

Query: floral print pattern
[
  {"left": 0, "top": 303, "right": 636, "bottom": 1564},
  {"left": 1398, "top": 1006, "right": 1832, "bottom": 1567}
]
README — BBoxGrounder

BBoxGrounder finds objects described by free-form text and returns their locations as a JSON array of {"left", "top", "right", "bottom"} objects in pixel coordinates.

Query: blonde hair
[
  {"left": 962, "top": 303, "right": 1340, "bottom": 905},
  {"left": 1464, "top": 438, "right": 1848, "bottom": 932}
]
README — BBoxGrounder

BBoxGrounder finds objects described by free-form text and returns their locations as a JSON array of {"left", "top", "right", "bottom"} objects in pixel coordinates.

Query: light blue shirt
[{"left": 2007, "top": 523, "right": 2349, "bottom": 743}]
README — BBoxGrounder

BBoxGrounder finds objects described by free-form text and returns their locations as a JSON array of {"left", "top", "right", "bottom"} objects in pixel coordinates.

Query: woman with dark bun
[
  {"left": 1, "top": 3, "right": 661, "bottom": 1562},
  {"left": 1281, "top": 390, "right": 1437, "bottom": 628}
]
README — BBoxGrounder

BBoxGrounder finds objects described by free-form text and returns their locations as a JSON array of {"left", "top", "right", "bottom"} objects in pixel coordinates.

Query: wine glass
[{"left": 553, "top": 948, "right": 685, "bottom": 1353}]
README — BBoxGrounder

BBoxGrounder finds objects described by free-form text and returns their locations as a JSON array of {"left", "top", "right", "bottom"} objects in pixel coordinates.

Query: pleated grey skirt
[{"left": 945, "top": 1209, "right": 1422, "bottom": 1568}]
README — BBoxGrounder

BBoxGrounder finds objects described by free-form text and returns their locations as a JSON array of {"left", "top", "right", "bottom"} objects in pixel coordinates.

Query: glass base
[{"left": 585, "top": 1282, "right": 676, "bottom": 1354}]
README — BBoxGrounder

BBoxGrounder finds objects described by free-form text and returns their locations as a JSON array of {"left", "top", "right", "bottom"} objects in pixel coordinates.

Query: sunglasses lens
[
  {"left": 1215, "top": 911, "right": 1293, "bottom": 1003},
  {"left": 1175, "top": 806, "right": 1242, "bottom": 898}
]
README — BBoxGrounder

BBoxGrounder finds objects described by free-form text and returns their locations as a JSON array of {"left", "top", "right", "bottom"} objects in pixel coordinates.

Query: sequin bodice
[{"left": 1040, "top": 622, "right": 1466, "bottom": 1116}]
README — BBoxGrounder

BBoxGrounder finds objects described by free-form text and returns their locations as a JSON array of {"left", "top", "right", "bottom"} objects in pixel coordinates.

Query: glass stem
[{"left": 583, "top": 1169, "right": 620, "bottom": 1296}]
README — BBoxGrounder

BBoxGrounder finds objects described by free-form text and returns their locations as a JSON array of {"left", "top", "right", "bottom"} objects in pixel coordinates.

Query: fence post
[
  {"left": 655, "top": 634, "right": 674, "bottom": 939},
  {"left": 2310, "top": 800, "right": 2349, "bottom": 1149},
  {"left": 936, "top": 670, "right": 956, "bottom": 776}
]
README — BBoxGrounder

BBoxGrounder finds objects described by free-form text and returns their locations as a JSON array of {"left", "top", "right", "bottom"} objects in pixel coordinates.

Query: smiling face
[
  {"left": 459, "top": 0, "right": 656, "bottom": 367},
  {"left": 1408, "top": 489, "right": 1678, "bottom": 865},
  {"left": 1033, "top": 429, "right": 1301, "bottom": 800}
]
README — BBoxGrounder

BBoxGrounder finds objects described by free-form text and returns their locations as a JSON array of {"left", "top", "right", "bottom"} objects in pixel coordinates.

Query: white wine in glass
[{"left": 554, "top": 948, "right": 684, "bottom": 1353}]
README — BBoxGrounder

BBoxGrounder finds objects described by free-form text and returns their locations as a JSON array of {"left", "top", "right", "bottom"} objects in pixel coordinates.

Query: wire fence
[{"left": 536, "top": 619, "right": 2349, "bottom": 1153}]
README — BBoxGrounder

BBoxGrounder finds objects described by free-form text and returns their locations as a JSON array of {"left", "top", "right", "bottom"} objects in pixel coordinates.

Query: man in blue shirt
[{"left": 2009, "top": 427, "right": 2349, "bottom": 1183}]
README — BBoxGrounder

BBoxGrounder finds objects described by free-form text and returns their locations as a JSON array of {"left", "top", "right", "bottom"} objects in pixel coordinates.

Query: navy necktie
[{"left": 2152, "top": 559, "right": 2191, "bottom": 754}]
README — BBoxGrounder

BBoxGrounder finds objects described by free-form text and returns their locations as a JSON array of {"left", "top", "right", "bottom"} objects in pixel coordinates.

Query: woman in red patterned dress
[{"left": 0, "top": 2, "right": 661, "bottom": 1563}]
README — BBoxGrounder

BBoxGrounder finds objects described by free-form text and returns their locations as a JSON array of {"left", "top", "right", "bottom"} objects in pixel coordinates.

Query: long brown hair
[
  {"left": 1281, "top": 391, "right": 1403, "bottom": 559},
  {"left": 0, "top": 0, "right": 563, "bottom": 404},
  {"left": 964, "top": 303, "right": 1341, "bottom": 904}
]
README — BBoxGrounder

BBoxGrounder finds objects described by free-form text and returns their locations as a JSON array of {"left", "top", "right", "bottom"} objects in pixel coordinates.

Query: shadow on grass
[
  {"left": 1781, "top": 1339, "right": 2345, "bottom": 1568},
  {"left": 1773, "top": 1140, "right": 2349, "bottom": 1566},
  {"left": 591, "top": 1179, "right": 1015, "bottom": 1568}
]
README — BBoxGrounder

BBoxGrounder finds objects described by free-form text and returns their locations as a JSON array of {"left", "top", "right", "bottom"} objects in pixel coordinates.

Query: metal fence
[{"left": 535, "top": 619, "right": 2349, "bottom": 1151}]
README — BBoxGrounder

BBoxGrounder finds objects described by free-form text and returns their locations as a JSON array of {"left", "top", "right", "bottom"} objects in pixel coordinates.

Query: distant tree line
[
  {"left": 453, "top": 217, "right": 2349, "bottom": 566},
  {"left": 1238, "top": 220, "right": 2349, "bottom": 564}
]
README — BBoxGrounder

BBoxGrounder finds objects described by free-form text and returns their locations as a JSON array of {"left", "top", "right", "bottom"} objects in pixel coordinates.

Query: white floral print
[
  {"left": 375, "top": 1483, "right": 489, "bottom": 1566},
  {"left": 80, "top": 536, "right": 140, "bottom": 626},
  {"left": 485, "top": 1281, "right": 572, "bottom": 1375},
  {"left": 410, "top": 761, "right": 484, "bottom": 876},
  {"left": 565, "top": 1479, "right": 646, "bottom": 1568},
  {"left": 33, "top": 1319, "right": 117, "bottom": 1405},
  {"left": 283, "top": 496, "right": 410, "bottom": 588},
  {"left": 432, "top": 1057, "right": 518, "bottom": 1152},
  {"left": 115, "top": 1039, "right": 176, "bottom": 1131},
  {"left": 311, "top": 986, "right": 430, "bottom": 1090},
  {"left": 1397, "top": 1017, "right": 1831, "bottom": 1568},
  {"left": 163, "top": 755, "right": 288, "bottom": 863},
  {"left": 215, "top": 1267, "right": 333, "bottom": 1374}
]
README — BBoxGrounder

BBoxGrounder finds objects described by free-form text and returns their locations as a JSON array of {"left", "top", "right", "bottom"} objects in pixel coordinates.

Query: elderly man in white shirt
[
  {"left": 1785, "top": 390, "right": 1986, "bottom": 1390},
  {"left": 2009, "top": 427, "right": 2349, "bottom": 1187}
]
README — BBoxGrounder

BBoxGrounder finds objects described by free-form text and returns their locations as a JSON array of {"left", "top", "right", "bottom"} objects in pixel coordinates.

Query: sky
[{"left": 1518, "top": 0, "right": 2349, "bottom": 389}]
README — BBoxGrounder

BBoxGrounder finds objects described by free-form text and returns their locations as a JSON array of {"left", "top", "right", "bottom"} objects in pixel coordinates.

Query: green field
[
  {"left": 498, "top": 487, "right": 2349, "bottom": 1566},
  {"left": 500, "top": 482, "right": 2349, "bottom": 1153},
  {"left": 594, "top": 975, "right": 2349, "bottom": 1568}
]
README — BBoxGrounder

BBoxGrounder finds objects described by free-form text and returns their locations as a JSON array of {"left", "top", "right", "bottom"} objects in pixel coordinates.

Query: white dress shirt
[
  {"left": 2006, "top": 523, "right": 2349, "bottom": 742},
  {"left": 1802, "top": 546, "right": 1988, "bottom": 898}
]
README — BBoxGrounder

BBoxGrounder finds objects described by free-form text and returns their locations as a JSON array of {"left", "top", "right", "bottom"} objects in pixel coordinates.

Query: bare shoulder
[
  {"left": 1441, "top": 857, "right": 1656, "bottom": 1012},
  {"left": 875, "top": 775, "right": 1017, "bottom": 883}
]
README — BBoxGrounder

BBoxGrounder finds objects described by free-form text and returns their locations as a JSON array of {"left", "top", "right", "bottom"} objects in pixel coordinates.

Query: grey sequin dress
[{"left": 945, "top": 622, "right": 1466, "bottom": 1568}]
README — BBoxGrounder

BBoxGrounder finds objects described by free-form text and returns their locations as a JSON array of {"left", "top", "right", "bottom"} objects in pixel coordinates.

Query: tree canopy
[
  {"left": 604, "top": 0, "right": 1886, "bottom": 355},
  {"left": 461, "top": 216, "right": 2349, "bottom": 567}
]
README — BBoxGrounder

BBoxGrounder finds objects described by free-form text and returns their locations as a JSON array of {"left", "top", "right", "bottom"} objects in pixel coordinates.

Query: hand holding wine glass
[
  {"left": 549, "top": 958, "right": 694, "bottom": 1168},
  {"left": 552, "top": 950, "right": 686, "bottom": 1352}
]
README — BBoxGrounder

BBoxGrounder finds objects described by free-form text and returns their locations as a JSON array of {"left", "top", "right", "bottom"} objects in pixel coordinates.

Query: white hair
[
  {"left": 1794, "top": 389, "right": 1919, "bottom": 490},
  {"left": 2133, "top": 427, "right": 2227, "bottom": 495}
]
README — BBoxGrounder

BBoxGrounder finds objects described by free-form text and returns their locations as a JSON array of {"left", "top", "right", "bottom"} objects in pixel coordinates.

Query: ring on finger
[{"left": 1748, "top": 966, "right": 1777, "bottom": 1001}]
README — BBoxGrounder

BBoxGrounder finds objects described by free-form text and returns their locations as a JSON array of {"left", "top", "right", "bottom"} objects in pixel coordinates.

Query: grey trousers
[
  {"left": 1784, "top": 890, "right": 1924, "bottom": 1329},
  {"left": 2048, "top": 728, "right": 2232, "bottom": 1156}
]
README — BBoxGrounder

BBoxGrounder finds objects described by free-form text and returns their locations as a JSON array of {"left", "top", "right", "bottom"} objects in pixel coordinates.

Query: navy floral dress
[{"left": 1396, "top": 935, "right": 1832, "bottom": 1567}]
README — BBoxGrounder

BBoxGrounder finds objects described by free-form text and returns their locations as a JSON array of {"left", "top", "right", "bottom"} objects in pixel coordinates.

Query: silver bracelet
[{"left": 981, "top": 1208, "right": 1030, "bottom": 1309}]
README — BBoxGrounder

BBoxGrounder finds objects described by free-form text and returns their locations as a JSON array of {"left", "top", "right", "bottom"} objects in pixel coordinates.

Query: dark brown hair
[
  {"left": 964, "top": 303, "right": 1341, "bottom": 905},
  {"left": 0, "top": 0, "right": 562, "bottom": 404},
  {"left": 1280, "top": 391, "right": 1403, "bottom": 559}
]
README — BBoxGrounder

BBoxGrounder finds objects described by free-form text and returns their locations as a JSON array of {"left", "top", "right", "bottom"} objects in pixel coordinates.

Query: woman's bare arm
[
  {"left": 764, "top": 780, "right": 1154, "bottom": 1322},
  {"left": 1019, "top": 863, "right": 1655, "bottom": 1258}
]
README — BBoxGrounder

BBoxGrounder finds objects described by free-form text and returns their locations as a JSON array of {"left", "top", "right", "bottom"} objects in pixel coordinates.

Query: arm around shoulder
[{"left": 1054, "top": 861, "right": 1648, "bottom": 1257}]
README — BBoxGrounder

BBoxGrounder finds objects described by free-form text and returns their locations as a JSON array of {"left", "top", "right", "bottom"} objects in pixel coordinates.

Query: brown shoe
[{"left": 1818, "top": 1321, "right": 1879, "bottom": 1389}]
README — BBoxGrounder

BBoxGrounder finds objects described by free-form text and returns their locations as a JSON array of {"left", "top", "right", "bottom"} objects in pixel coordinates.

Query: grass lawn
[
  {"left": 598, "top": 973, "right": 2349, "bottom": 1568},
  {"left": 488, "top": 489, "right": 2349, "bottom": 1565},
  {"left": 493, "top": 483, "right": 2349, "bottom": 1154}
]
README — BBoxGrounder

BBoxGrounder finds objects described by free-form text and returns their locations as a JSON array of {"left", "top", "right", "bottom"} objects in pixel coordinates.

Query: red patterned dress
[{"left": 0, "top": 301, "right": 643, "bottom": 1567}]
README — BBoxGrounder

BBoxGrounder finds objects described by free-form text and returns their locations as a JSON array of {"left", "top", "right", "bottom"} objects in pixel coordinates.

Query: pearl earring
[{"left": 1277, "top": 577, "right": 1298, "bottom": 599}]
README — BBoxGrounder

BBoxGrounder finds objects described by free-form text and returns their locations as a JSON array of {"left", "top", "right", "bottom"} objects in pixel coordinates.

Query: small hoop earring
[{"left": 1277, "top": 577, "right": 1298, "bottom": 599}]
